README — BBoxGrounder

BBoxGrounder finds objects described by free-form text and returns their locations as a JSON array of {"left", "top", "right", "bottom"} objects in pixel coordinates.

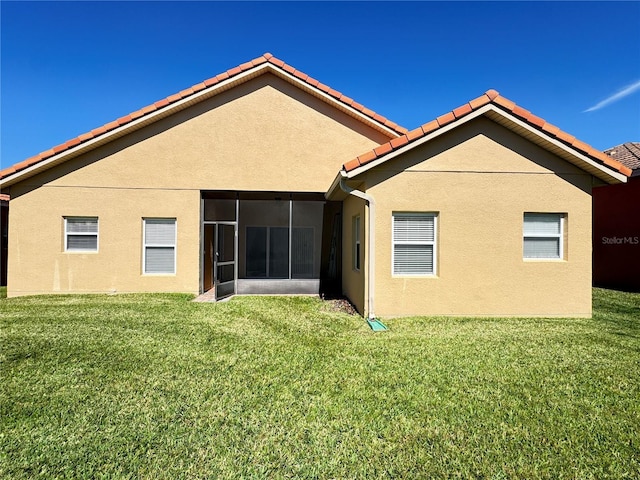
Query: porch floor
[{"left": 193, "top": 288, "right": 216, "bottom": 302}]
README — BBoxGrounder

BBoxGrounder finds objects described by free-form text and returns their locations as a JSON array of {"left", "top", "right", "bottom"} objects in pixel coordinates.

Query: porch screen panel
[
  {"left": 240, "top": 200, "right": 289, "bottom": 279},
  {"left": 269, "top": 227, "right": 289, "bottom": 278},
  {"left": 292, "top": 201, "right": 323, "bottom": 279},
  {"left": 245, "top": 227, "right": 267, "bottom": 277}
]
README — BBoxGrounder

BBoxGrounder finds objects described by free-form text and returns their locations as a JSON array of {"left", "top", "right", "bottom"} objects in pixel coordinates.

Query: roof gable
[
  {"left": 1, "top": 53, "right": 406, "bottom": 188},
  {"left": 341, "top": 90, "right": 631, "bottom": 184}
]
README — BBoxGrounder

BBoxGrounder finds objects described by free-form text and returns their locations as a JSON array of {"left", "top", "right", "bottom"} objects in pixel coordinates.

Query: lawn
[{"left": 1, "top": 289, "right": 638, "bottom": 479}]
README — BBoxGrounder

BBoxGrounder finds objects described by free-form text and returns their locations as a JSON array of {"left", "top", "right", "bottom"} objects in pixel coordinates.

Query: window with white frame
[
  {"left": 64, "top": 217, "right": 98, "bottom": 252},
  {"left": 143, "top": 218, "right": 176, "bottom": 274},
  {"left": 352, "top": 215, "right": 361, "bottom": 271},
  {"left": 523, "top": 213, "right": 564, "bottom": 259},
  {"left": 392, "top": 213, "right": 437, "bottom": 275}
]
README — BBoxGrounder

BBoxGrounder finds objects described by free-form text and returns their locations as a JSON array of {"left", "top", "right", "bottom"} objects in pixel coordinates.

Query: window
[
  {"left": 352, "top": 215, "right": 361, "bottom": 271},
  {"left": 143, "top": 218, "right": 176, "bottom": 274},
  {"left": 65, "top": 217, "right": 98, "bottom": 252},
  {"left": 393, "top": 213, "right": 436, "bottom": 275},
  {"left": 523, "top": 213, "right": 564, "bottom": 259}
]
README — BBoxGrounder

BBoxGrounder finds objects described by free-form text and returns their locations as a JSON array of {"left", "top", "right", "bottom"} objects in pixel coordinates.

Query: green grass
[{"left": 1, "top": 289, "right": 639, "bottom": 479}]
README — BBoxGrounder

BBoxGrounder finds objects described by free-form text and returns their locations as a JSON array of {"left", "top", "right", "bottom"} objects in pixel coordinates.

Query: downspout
[{"left": 339, "top": 173, "right": 387, "bottom": 330}]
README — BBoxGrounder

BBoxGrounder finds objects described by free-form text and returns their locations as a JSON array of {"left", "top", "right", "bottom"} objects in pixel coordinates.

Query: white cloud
[{"left": 584, "top": 80, "right": 640, "bottom": 113}]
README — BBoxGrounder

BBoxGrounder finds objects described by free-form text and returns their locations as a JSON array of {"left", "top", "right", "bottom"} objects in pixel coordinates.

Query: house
[
  {"left": 593, "top": 142, "right": 640, "bottom": 292},
  {"left": 0, "top": 54, "right": 631, "bottom": 318}
]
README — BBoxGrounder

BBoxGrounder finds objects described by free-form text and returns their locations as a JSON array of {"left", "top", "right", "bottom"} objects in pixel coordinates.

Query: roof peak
[
  {"left": 342, "top": 89, "right": 632, "bottom": 180},
  {"left": 1, "top": 54, "right": 406, "bottom": 182}
]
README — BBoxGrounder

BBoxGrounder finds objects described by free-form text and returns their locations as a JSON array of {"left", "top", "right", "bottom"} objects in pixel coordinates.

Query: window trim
[
  {"left": 392, "top": 212, "right": 437, "bottom": 277},
  {"left": 352, "top": 215, "right": 361, "bottom": 271},
  {"left": 523, "top": 213, "right": 565, "bottom": 260},
  {"left": 143, "top": 218, "right": 177, "bottom": 275},
  {"left": 64, "top": 216, "right": 99, "bottom": 253}
]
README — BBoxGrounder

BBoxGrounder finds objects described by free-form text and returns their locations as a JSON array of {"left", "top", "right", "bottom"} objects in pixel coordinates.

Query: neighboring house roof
[
  {"left": 0, "top": 53, "right": 406, "bottom": 187},
  {"left": 605, "top": 142, "right": 640, "bottom": 175},
  {"left": 0, "top": 194, "right": 8, "bottom": 203},
  {"left": 339, "top": 89, "right": 631, "bottom": 184}
]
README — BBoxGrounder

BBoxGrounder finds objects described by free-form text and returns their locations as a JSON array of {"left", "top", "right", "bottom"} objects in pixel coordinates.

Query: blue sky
[{"left": 2, "top": 1, "right": 639, "bottom": 168}]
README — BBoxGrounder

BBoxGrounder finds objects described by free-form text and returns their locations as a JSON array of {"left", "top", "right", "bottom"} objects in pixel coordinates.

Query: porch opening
[{"left": 201, "top": 191, "right": 341, "bottom": 299}]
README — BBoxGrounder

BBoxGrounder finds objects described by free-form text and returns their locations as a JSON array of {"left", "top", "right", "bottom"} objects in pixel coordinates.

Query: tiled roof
[
  {"left": 0, "top": 53, "right": 407, "bottom": 181},
  {"left": 343, "top": 89, "right": 632, "bottom": 178},
  {"left": 0, "top": 194, "right": 9, "bottom": 202},
  {"left": 605, "top": 142, "right": 640, "bottom": 172}
]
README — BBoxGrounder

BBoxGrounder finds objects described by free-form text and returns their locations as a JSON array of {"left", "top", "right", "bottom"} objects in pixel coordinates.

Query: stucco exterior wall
[
  {"left": 6, "top": 73, "right": 389, "bottom": 297},
  {"left": 7, "top": 187, "right": 200, "bottom": 296},
  {"left": 341, "top": 194, "right": 366, "bottom": 314},
  {"left": 356, "top": 117, "right": 595, "bottom": 317}
]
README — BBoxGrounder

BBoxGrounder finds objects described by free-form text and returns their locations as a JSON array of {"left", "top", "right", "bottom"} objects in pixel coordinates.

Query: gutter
[{"left": 339, "top": 173, "right": 387, "bottom": 331}]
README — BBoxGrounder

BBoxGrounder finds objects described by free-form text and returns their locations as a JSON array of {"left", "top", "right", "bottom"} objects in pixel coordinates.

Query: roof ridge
[
  {"left": 1, "top": 54, "right": 406, "bottom": 180},
  {"left": 343, "top": 89, "right": 632, "bottom": 178}
]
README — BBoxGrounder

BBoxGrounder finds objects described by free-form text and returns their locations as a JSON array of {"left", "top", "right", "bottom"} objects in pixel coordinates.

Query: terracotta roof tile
[
  {"left": 0, "top": 53, "right": 406, "bottom": 181},
  {"left": 453, "top": 104, "right": 472, "bottom": 119},
  {"left": 252, "top": 56, "right": 268, "bottom": 66},
  {"left": 154, "top": 99, "right": 170, "bottom": 109},
  {"left": 526, "top": 113, "right": 545, "bottom": 129},
  {"left": 436, "top": 112, "right": 455, "bottom": 127},
  {"left": 541, "top": 122, "right": 561, "bottom": 137},
  {"left": 357, "top": 149, "right": 378, "bottom": 166},
  {"left": 389, "top": 135, "right": 410, "bottom": 149},
  {"left": 493, "top": 95, "right": 516, "bottom": 111},
  {"left": 78, "top": 132, "right": 94, "bottom": 142},
  {"left": 192, "top": 82, "right": 207, "bottom": 93},
  {"left": 406, "top": 127, "right": 424, "bottom": 142},
  {"left": 343, "top": 89, "right": 631, "bottom": 180},
  {"left": 293, "top": 70, "right": 308, "bottom": 82},
  {"left": 511, "top": 105, "right": 531, "bottom": 120},
  {"left": 271, "top": 57, "right": 286, "bottom": 68},
  {"left": 469, "top": 93, "right": 491, "bottom": 110},
  {"left": 130, "top": 110, "right": 145, "bottom": 120},
  {"left": 343, "top": 158, "right": 361, "bottom": 171},
  {"left": 421, "top": 120, "right": 439, "bottom": 135},
  {"left": 555, "top": 130, "right": 576, "bottom": 145},
  {"left": 339, "top": 95, "right": 354, "bottom": 106},
  {"left": 104, "top": 121, "right": 120, "bottom": 131},
  {"left": 0, "top": 193, "right": 9, "bottom": 202},
  {"left": 65, "top": 138, "right": 82, "bottom": 148},
  {"left": 373, "top": 142, "right": 393, "bottom": 157}
]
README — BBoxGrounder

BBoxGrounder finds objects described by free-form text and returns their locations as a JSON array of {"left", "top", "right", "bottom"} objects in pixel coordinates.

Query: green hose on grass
[{"left": 367, "top": 317, "right": 388, "bottom": 331}]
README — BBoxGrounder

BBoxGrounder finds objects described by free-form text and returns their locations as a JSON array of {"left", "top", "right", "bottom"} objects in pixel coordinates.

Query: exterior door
[{"left": 214, "top": 222, "right": 236, "bottom": 300}]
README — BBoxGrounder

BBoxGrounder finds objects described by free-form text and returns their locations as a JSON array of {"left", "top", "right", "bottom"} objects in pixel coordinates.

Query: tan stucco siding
[
  {"left": 7, "top": 187, "right": 200, "bottom": 296},
  {"left": 360, "top": 118, "right": 594, "bottom": 317},
  {"left": 6, "top": 73, "right": 391, "bottom": 297},
  {"left": 24, "top": 74, "right": 389, "bottom": 194},
  {"left": 341, "top": 195, "right": 366, "bottom": 314}
]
